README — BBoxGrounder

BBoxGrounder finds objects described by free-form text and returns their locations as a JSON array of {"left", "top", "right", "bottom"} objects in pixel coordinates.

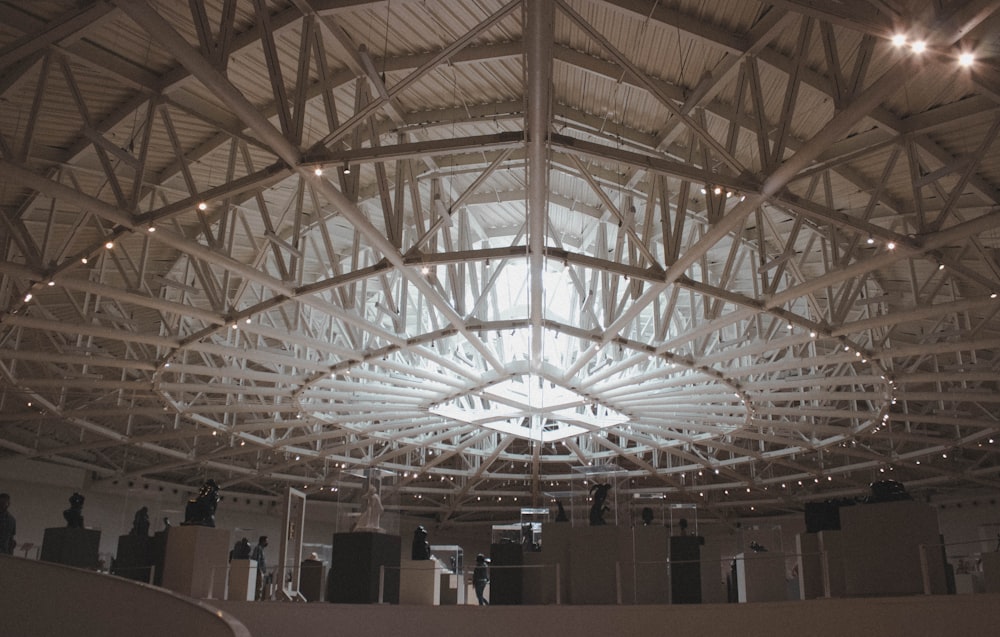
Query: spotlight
[
  {"left": 197, "top": 202, "right": 208, "bottom": 211},
  {"left": 911, "top": 40, "right": 927, "bottom": 54},
  {"left": 958, "top": 52, "right": 974, "bottom": 67},
  {"left": 891, "top": 34, "right": 906, "bottom": 47}
]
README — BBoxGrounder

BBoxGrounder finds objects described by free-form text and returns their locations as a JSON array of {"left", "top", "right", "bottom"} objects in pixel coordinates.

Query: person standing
[
  {"left": 0, "top": 493, "right": 15, "bottom": 555},
  {"left": 473, "top": 553, "right": 490, "bottom": 605},
  {"left": 251, "top": 535, "right": 270, "bottom": 600}
]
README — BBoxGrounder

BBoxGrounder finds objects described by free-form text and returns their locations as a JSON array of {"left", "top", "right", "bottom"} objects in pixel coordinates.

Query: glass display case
[
  {"left": 737, "top": 523, "right": 783, "bottom": 554},
  {"left": 335, "top": 468, "right": 400, "bottom": 535},
  {"left": 570, "top": 464, "right": 627, "bottom": 526},
  {"left": 430, "top": 544, "right": 464, "bottom": 574},
  {"left": 669, "top": 503, "right": 699, "bottom": 536}
]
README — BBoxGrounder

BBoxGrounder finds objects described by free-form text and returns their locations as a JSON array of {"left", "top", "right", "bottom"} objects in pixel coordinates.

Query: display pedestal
[
  {"left": 328, "top": 532, "right": 400, "bottom": 604},
  {"left": 631, "top": 526, "right": 668, "bottom": 604},
  {"left": 521, "top": 550, "right": 556, "bottom": 604},
  {"left": 669, "top": 535, "right": 701, "bottom": 604},
  {"left": 699, "top": 537, "right": 726, "bottom": 603},
  {"left": 40, "top": 527, "right": 100, "bottom": 570},
  {"left": 399, "top": 559, "right": 441, "bottom": 605},
  {"left": 735, "top": 551, "right": 786, "bottom": 602},
  {"left": 817, "top": 530, "right": 846, "bottom": 597},
  {"left": 299, "top": 558, "right": 324, "bottom": 602},
  {"left": 113, "top": 535, "right": 152, "bottom": 582},
  {"left": 161, "top": 525, "right": 230, "bottom": 599},
  {"left": 227, "top": 559, "right": 257, "bottom": 601},
  {"left": 489, "top": 542, "right": 523, "bottom": 604},
  {"left": 796, "top": 533, "right": 823, "bottom": 600},
  {"left": 981, "top": 552, "right": 1000, "bottom": 593},
  {"left": 439, "top": 572, "right": 460, "bottom": 605},
  {"left": 839, "top": 500, "right": 946, "bottom": 596}
]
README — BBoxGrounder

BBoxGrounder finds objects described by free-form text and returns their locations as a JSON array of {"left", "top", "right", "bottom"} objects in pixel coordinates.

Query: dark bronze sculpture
[
  {"left": 130, "top": 506, "right": 150, "bottom": 537},
  {"left": 641, "top": 506, "right": 654, "bottom": 526},
  {"left": 63, "top": 492, "right": 85, "bottom": 528},
  {"left": 589, "top": 482, "right": 612, "bottom": 525},
  {"left": 231, "top": 537, "right": 252, "bottom": 561},
  {"left": 411, "top": 525, "right": 431, "bottom": 560},
  {"left": 555, "top": 500, "right": 569, "bottom": 522},
  {"left": 183, "top": 479, "right": 220, "bottom": 527}
]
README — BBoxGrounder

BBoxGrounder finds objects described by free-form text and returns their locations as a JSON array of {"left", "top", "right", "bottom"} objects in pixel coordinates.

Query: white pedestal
[
  {"left": 817, "top": 530, "right": 846, "bottom": 597},
  {"left": 398, "top": 559, "right": 441, "bottom": 605},
  {"left": 796, "top": 533, "right": 824, "bottom": 600},
  {"left": 735, "top": 551, "right": 787, "bottom": 603},
  {"left": 161, "top": 525, "right": 230, "bottom": 599},
  {"left": 227, "top": 559, "right": 257, "bottom": 601},
  {"left": 839, "top": 500, "right": 946, "bottom": 596}
]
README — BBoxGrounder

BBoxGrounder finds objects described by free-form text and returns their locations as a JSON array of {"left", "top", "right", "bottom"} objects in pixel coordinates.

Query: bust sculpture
[
  {"left": 63, "top": 492, "right": 85, "bottom": 528},
  {"left": 183, "top": 479, "right": 220, "bottom": 527}
]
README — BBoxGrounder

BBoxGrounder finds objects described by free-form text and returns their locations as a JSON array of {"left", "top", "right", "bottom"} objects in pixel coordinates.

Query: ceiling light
[
  {"left": 911, "top": 40, "right": 926, "bottom": 54},
  {"left": 866, "top": 236, "right": 875, "bottom": 245},
  {"left": 891, "top": 34, "right": 906, "bottom": 47},
  {"left": 314, "top": 167, "right": 324, "bottom": 176},
  {"left": 959, "top": 52, "right": 974, "bottom": 67},
  {"left": 343, "top": 162, "right": 351, "bottom": 175},
  {"left": 47, "top": 281, "right": 55, "bottom": 287},
  {"left": 809, "top": 331, "right": 817, "bottom": 338},
  {"left": 23, "top": 292, "right": 32, "bottom": 302},
  {"left": 147, "top": 226, "right": 156, "bottom": 233},
  {"left": 886, "top": 241, "right": 896, "bottom": 250},
  {"left": 197, "top": 202, "right": 208, "bottom": 211},
  {"left": 105, "top": 241, "right": 114, "bottom": 249},
  {"left": 938, "top": 263, "right": 945, "bottom": 270},
  {"left": 81, "top": 257, "right": 88, "bottom": 264}
]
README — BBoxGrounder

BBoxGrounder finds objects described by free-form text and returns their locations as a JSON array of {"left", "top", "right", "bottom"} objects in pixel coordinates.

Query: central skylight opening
[{"left": 430, "top": 373, "right": 628, "bottom": 442}]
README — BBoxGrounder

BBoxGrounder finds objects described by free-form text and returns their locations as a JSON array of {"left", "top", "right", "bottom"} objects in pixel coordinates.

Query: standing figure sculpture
[
  {"left": 353, "top": 484, "right": 384, "bottom": 532},
  {"left": 0, "top": 493, "right": 15, "bottom": 554},
  {"left": 411, "top": 526, "right": 431, "bottom": 560},
  {"left": 588, "top": 483, "right": 612, "bottom": 526},
  {"left": 183, "top": 479, "right": 220, "bottom": 527},
  {"left": 64, "top": 492, "right": 85, "bottom": 528},
  {"left": 130, "top": 506, "right": 150, "bottom": 537}
]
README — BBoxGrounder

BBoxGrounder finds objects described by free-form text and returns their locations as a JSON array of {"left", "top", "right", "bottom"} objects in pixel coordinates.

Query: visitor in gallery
[
  {"left": 0, "top": 493, "right": 15, "bottom": 554},
  {"left": 473, "top": 553, "right": 490, "bottom": 605},
  {"left": 252, "top": 535, "right": 271, "bottom": 600}
]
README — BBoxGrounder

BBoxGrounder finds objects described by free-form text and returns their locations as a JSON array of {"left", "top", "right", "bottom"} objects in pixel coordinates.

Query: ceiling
[{"left": 1, "top": 0, "right": 1000, "bottom": 526}]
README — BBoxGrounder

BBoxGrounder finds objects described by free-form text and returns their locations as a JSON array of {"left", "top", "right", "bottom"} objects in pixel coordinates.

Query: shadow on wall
[{"left": 0, "top": 554, "right": 249, "bottom": 637}]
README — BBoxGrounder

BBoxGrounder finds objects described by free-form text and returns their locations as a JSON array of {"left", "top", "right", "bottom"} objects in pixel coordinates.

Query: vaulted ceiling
[{"left": 1, "top": 0, "right": 1000, "bottom": 525}]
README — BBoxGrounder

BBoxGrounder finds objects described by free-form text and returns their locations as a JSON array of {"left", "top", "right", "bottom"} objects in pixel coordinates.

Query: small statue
[
  {"left": 353, "top": 484, "right": 384, "bottom": 532},
  {"left": 63, "top": 492, "right": 85, "bottom": 528},
  {"left": 183, "top": 479, "right": 220, "bottom": 527},
  {"left": 230, "top": 537, "right": 252, "bottom": 561},
  {"left": 589, "top": 483, "right": 612, "bottom": 526},
  {"left": 641, "top": 507, "right": 654, "bottom": 526},
  {"left": 555, "top": 500, "right": 569, "bottom": 522},
  {"left": 411, "top": 525, "right": 431, "bottom": 560},
  {"left": 130, "top": 506, "right": 150, "bottom": 537}
]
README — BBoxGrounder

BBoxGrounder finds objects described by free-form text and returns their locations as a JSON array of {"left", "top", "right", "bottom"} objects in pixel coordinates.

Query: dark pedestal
[
  {"left": 150, "top": 530, "right": 168, "bottom": 586},
  {"left": 328, "top": 532, "right": 400, "bottom": 603},
  {"left": 490, "top": 543, "right": 524, "bottom": 605},
  {"left": 40, "top": 527, "right": 101, "bottom": 570},
  {"left": 300, "top": 559, "right": 324, "bottom": 602},
  {"left": 113, "top": 535, "right": 152, "bottom": 582},
  {"left": 670, "top": 535, "right": 703, "bottom": 604}
]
